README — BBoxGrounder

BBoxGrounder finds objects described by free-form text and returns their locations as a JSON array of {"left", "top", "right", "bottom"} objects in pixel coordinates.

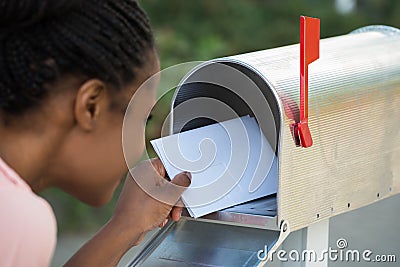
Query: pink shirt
[{"left": 0, "top": 157, "right": 57, "bottom": 267}]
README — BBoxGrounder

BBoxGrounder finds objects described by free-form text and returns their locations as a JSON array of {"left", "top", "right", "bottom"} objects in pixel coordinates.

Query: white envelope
[{"left": 151, "top": 116, "right": 277, "bottom": 218}]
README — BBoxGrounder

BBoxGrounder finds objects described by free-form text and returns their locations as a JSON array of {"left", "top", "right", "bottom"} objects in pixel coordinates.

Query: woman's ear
[{"left": 74, "top": 79, "right": 107, "bottom": 131}]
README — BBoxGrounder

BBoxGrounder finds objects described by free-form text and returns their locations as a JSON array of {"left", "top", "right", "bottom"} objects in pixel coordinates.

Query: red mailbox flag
[{"left": 298, "top": 15, "right": 320, "bottom": 148}]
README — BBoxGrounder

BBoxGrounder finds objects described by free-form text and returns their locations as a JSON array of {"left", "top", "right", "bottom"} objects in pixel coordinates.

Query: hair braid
[{"left": 0, "top": 0, "right": 155, "bottom": 116}]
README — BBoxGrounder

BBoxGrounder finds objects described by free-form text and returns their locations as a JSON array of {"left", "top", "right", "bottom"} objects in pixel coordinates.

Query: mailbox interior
[{"left": 171, "top": 61, "right": 282, "bottom": 229}]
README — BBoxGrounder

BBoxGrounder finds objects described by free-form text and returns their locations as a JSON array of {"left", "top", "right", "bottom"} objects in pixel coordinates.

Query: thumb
[
  {"left": 171, "top": 171, "right": 191, "bottom": 188},
  {"left": 165, "top": 172, "right": 191, "bottom": 204},
  {"left": 154, "top": 172, "right": 191, "bottom": 206}
]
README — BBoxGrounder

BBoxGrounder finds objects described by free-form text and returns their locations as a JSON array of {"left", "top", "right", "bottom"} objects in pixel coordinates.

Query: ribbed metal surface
[
  {"left": 172, "top": 26, "right": 400, "bottom": 231},
  {"left": 128, "top": 219, "right": 279, "bottom": 266},
  {"left": 231, "top": 27, "right": 400, "bottom": 231}
]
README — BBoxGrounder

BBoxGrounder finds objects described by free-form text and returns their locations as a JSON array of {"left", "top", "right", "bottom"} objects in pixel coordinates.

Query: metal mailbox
[{"left": 128, "top": 25, "right": 400, "bottom": 267}]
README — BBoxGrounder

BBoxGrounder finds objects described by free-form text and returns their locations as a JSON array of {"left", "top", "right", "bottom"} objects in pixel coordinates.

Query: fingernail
[{"left": 183, "top": 171, "right": 192, "bottom": 181}]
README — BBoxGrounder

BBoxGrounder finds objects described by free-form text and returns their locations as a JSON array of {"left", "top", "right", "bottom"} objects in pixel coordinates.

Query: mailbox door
[
  {"left": 170, "top": 61, "right": 282, "bottom": 230},
  {"left": 128, "top": 219, "right": 280, "bottom": 267}
]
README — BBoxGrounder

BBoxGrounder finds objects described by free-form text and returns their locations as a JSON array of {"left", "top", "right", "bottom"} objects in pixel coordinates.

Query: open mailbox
[{"left": 129, "top": 25, "right": 400, "bottom": 267}]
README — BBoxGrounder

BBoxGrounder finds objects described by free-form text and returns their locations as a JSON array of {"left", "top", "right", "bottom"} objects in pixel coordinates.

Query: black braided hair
[{"left": 0, "top": 0, "right": 155, "bottom": 116}]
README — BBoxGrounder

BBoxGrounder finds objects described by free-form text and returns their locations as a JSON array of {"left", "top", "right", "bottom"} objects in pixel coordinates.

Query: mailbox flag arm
[{"left": 298, "top": 15, "right": 320, "bottom": 148}]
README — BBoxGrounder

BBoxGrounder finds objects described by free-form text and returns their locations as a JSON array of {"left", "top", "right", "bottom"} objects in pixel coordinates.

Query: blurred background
[{"left": 42, "top": 0, "right": 400, "bottom": 265}]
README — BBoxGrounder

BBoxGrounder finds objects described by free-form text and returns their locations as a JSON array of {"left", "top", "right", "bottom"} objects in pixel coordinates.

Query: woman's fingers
[
  {"left": 166, "top": 171, "right": 191, "bottom": 203},
  {"left": 170, "top": 171, "right": 191, "bottom": 187},
  {"left": 150, "top": 158, "right": 166, "bottom": 178},
  {"left": 171, "top": 206, "right": 183, "bottom": 221},
  {"left": 158, "top": 218, "right": 169, "bottom": 228},
  {"left": 148, "top": 171, "right": 191, "bottom": 207},
  {"left": 157, "top": 171, "right": 190, "bottom": 224}
]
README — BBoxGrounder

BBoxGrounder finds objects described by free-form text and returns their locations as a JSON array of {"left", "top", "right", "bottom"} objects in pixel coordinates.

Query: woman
[{"left": 0, "top": 0, "right": 190, "bottom": 266}]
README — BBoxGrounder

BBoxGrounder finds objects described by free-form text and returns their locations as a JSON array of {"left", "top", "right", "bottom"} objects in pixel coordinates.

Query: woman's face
[{"left": 49, "top": 52, "right": 160, "bottom": 206}]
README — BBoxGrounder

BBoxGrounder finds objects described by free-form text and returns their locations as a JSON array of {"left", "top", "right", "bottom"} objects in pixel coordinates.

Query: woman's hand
[
  {"left": 65, "top": 158, "right": 190, "bottom": 267},
  {"left": 65, "top": 159, "right": 191, "bottom": 266},
  {"left": 111, "top": 158, "right": 191, "bottom": 246}
]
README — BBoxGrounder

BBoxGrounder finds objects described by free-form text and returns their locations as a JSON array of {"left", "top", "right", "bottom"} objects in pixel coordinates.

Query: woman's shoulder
[
  {"left": 0, "top": 185, "right": 56, "bottom": 227},
  {"left": 0, "top": 186, "right": 57, "bottom": 266}
]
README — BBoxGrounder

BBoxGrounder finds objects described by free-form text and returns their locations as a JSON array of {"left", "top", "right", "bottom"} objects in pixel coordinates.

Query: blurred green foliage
[
  {"left": 142, "top": 0, "right": 399, "bottom": 68},
  {"left": 41, "top": 0, "right": 400, "bottom": 233}
]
